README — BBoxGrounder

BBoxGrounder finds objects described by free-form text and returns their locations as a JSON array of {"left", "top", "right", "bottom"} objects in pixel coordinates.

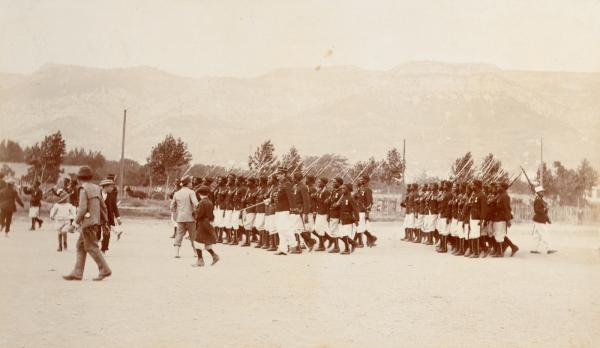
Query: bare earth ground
[{"left": 1, "top": 216, "right": 599, "bottom": 348}]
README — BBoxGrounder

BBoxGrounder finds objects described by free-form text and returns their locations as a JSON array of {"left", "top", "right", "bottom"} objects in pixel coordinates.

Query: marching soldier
[
  {"left": 314, "top": 178, "right": 331, "bottom": 251},
  {"left": 214, "top": 177, "right": 227, "bottom": 243},
  {"left": 335, "top": 183, "right": 359, "bottom": 254},
  {"left": 232, "top": 176, "right": 247, "bottom": 245},
  {"left": 359, "top": 176, "right": 377, "bottom": 247},
  {"left": 305, "top": 175, "right": 318, "bottom": 242},
  {"left": 436, "top": 181, "right": 452, "bottom": 253},
  {"left": 400, "top": 183, "right": 414, "bottom": 242},
  {"left": 467, "top": 180, "right": 487, "bottom": 258},
  {"left": 461, "top": 182, "right": 473, "bottom": 257},
  {"left": 223, "top": 174, "right": 236, "bottom": 244},
  {"left": 492, "top": 182, "right": 519, "bottom": 257},
  {"left": 290, "top": 172, "right": 315, "bottom": 253},
  {"left": 254, "top": 176, "right": 268, "bottom": 248},
  {"left": 241, "top": 177, "right": 258, "bottom": 247},
  {"left": 273, "top": 167, "right": 295, "bottom": 255},
  {"left": 326, "top": 177, "right": 344, "bottom": 253}
]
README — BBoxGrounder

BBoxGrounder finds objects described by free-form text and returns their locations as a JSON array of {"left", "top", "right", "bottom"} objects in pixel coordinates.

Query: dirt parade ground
[{"left": 1, "top": 217, "right": 599, "bottom": 348}]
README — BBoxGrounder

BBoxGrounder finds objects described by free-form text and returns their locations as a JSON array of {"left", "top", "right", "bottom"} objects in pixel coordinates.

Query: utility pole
[
  {"left": 119, "top": 109, "right": 126, "bottom": 198},
  {"left": 540, "top": 136, "right": 543, "bottom": 187},
  {"left": 402, "top": 138, "right": 406, "bottom": 185}
]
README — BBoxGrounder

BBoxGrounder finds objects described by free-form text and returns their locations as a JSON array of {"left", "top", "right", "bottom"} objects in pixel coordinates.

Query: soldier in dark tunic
[
  {"left": 335, "top": 183, "right": 359, "bottom": 255},
  {"left": 492, "top": 182, "right": 519, "bottom": 257},
  {"left": 314, "top": 178, "right": 331, "bottom": 251},
  {"left": 192, "top": 186, "right": 220, "bottom": 267}
]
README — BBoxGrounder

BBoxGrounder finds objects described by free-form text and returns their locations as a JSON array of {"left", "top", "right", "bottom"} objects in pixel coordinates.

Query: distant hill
[{"left": 1, "top": 62, "right": 598, "bottom": 178}]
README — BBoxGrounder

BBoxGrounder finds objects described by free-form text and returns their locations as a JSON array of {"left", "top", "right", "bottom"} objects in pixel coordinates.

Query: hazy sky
[{"left": 1, "top": 0, "right": 600, "bottom": 77}]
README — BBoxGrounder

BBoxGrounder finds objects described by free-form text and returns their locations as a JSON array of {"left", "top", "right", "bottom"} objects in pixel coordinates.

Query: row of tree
[{"left": 1, "top": 134, "right": 597, "bottom": 206}]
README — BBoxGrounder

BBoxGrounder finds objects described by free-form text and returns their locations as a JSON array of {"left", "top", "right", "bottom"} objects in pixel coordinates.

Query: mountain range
[{"left": 1, "top": 61, "right": 598, "bottom": 178}]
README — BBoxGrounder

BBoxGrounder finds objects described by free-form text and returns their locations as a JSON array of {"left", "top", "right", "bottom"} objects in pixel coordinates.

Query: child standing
[{"left": 50, "top": 191, "right": 76, "bottom": 251}]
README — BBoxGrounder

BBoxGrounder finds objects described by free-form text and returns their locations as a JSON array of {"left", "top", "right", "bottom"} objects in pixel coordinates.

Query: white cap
[{"left": 535, "top": 186, "right": 544, "bottom": 193}]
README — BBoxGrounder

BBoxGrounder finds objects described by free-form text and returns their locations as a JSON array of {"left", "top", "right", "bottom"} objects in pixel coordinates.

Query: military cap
[
  {"left": 77, "top": 166, "right": 93, "bottom": 180},
  {"left": 180, "top": 175, "right": 192, "bottom": 186},
  {"left": 319, "top": 177, "right": 329, "bottom": 184},
  {"left": 334, "top": 177, "right": 344, "bottom": 185},
  {"left": 293, "top": 172, "right": 303, "bottom": 180},
  {"left": 306, "top": 175, "right": 316, "bottom": 184}
]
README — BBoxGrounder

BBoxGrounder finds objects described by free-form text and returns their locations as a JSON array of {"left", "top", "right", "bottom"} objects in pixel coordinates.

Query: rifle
[{"left": 520, "top": 166, "right": 536, "bottom": 194}]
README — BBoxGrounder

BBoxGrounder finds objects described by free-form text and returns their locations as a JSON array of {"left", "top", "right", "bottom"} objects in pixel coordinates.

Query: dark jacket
[
  {"left": 469, "top": 191, "right": 487, "bottom": 221},
  {"left": 440, "top": 191, "right": 452, "bottom": 219},
  {"left": 328, "top": 187, "right": 343, "bottom": 218},
  {"left": 233, "top": 185, "right": 247, "bottom": 210},
  {"left": 338, "top": 193, "right": 359, "bottom": 225},
  {"left": 25, "top": 187, "right": 43, "bottom": 207},
  {"left": 493, "top": 192, "right": 512, "bottom": 222},
  {"left": 274, "top": 180, "right": 295, "bottom": 212},
  {"left": 244, "top": 186, "right": 258, "bottom": 213},
  {"left": 292, "top": 182, "right": 310, "bottom": 214},
  {"left": 195, "top": 197, "right": 216, "bottom": 244},
  {"left": 0, "top": 186, "right": 24, "bottom": 212},
  {"left": 533, "top": 196, "right": 550, "bottom": 223},
  {"left": 316, "top": 187, "right": 331, "bottom": 215},
  {"left": 104, "top": 189, "right": 120, "bottom": 226},
  {"left": 256, "top": 185, "right": 268, "bottom": 214}
]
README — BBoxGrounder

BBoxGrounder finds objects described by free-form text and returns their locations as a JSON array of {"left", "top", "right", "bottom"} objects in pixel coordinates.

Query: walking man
[
  {"left": 530, "top": 186, "right": 557, "bottom": 255},
  {"left": 170, "top": 175, "right": 199, "bottom": 258},
  {"left": 63, "top": 166, "right": 112, "bottom": 281}
]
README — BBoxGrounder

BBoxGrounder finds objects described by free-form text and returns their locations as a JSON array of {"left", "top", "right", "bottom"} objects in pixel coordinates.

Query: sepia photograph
[{"left": 1, "top": 1, "right": 599, "bottom": 347}]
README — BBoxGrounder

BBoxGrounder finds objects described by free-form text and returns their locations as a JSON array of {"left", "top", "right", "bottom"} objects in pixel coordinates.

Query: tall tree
[
  {"left": 24, "top": 131, "right": 66, "bottom": 183},
  {"left": 381, "top": 148, "right": 405, "bottom": 185},
  {"left": 147, "top": 134, "right": 192, "bottom": 197},
  {"left": 0, "top": 139, "right": 25, "bottom": 162},
  {"left": 535, "top": 162, "right": 557, "bottom": 198},
  {"left": 451, "top": 152, "right": 475, "bottom": 182},
  {"left": 63, "top": 147, "right": 106, "bottom": 170},
  {"left": 576, "top": 159, "right": 598, "bottom": 204},
  {"left": 248, "top": 140, "right": 277, "bottom": 176}
]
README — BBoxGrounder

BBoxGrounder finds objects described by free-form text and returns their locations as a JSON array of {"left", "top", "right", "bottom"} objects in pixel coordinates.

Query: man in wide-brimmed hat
[{"left": 63, "top": 166, "right": 112, "bottom": 281}]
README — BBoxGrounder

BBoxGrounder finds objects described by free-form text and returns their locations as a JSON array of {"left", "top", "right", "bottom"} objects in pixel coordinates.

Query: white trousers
[
  {"left": 532, "top": 222, "right": 552, "bottom": 253},
  {"left": 275, "top": 211, "right": 293, "bottom": 252}
]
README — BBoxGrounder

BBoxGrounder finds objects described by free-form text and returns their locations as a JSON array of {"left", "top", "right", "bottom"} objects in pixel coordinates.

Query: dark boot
[
  {"left": 242, "top": 229, "right": 251, "bottom": 247},
  {"left": 251, "top": 228, "right": 259, "bottom": 243},
  {"left": 57, "top": 235, "right": 63, "bottom": 252},
  {"left": 437, "top": 236, "right": 447, "bottom": 253},
  {"left": 470, "top": 239, "right": 480, "bottom": 258},
  {"left": 268, "top": 234, "right": 278, "bottom": 251},
  {"left": 365, "top": 231, "right": 377, "bottom": 247},
  {"left": 170, "top": 226, "right": 176, "bottom": 239},
  {"left": 355, "top": 233, "right": 365, "bottom": 248},
  {"left": 328, "top": 238, "right": 340, "bottom": 253},
  {"left": 340, "top": 237, "right": 350, "bottom": 255},
  {"left": 426, "top": 232, "right": 433, "bottom": 245},
  {"left": 413, "top": 230, "right": 422, "bottom": 243},
  {"left": 255, "top": 231, "right": 264, "bottom": 248},
  {"left": 504, "top": 237, "right": 519, "bottom": 257},
  {"left": 455, "top": 239, "right": 465, "bottom": 256},
  {"left": 316, "top": 236, "right": 326, "bottom": 251},
  {"left": 62, "top": 233, "right": 68, "bottom": 250},
  {"left": 30, "top": 218, "right": 36, "bottom": 231},
  {"left": 262, "top": 232, "right": 271, "bottom": 249},
  {"left": 492, "top": 241, "right": 504, "bottom": 257},
  {"left": 464, "top": 239, "right": 472, "bottom": 257}
]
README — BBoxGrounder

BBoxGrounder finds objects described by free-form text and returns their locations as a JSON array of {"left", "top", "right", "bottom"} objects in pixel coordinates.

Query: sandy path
[{"left": 1, "top": 217, "right": 599, "bottom": 348}]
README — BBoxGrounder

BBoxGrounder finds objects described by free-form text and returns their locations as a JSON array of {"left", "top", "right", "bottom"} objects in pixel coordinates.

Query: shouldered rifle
[{"left": 520, "top": 166, "right": 536, "bottom": 194}]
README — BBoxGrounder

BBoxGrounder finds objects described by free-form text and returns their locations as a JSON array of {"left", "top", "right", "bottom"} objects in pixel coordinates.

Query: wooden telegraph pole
[
  {"left": 540, "top": 136, "right": 543, "bottom": 187},
  {"left": 119, "top": 109, "right": 126, "bottom": 198}
]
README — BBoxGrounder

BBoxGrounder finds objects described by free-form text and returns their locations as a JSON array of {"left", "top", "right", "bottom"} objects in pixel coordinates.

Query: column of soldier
[
  {"left": 400, "top": 179, "right": 519, "bottom": 258},
  {"left": 180, "top": 166, "right": 377, "bottom": 256}
]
